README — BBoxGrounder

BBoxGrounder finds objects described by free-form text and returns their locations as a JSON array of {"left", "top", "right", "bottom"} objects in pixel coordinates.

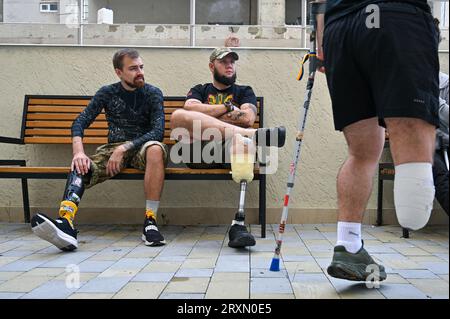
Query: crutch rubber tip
[{"left": 269, "top": 258, "right": 280, "bottom": 272}]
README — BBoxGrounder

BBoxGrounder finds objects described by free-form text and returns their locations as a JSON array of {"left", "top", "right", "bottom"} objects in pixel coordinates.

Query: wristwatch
[{"left": 224, "top": 101, "right": 235, "bottom": 113}]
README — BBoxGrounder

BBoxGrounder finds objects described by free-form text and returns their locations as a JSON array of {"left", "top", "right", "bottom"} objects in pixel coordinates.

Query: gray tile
[
  {"left": 107, "top": 258, "right": 151, "bottom": 270},
  {"left": 0, "top": 259, "right": 48, "bottom": 272},
  {"left": 395, "top": 270, "right": 439, "bottom": 279},
  {"left": 251, "top": 269, "right": 289, "bottom": 278},
  {"left": 175, "top": 269, "right": 213, "bottom": 278},
  {"left": 292, "top": 273, "right": 330, "bottom": 283},
  {"left": 215, "top": 256, "right": 250, "bottom": 272},
  {"left": 433, "top": 254, "right": 449, "bottom": 262},
  {"left": 314, "top": 258, "right": 332, "bottom": 269},
  {"left": 132, "top": 272, "right": 175, "bottom": 283},
  {"left": 77, "top": 260, "right": 117, "bottom": 273},
  {"left": 154, "top": 256, "right": 187, "bottom": 262},
  {"left": 0, "top": 292, "right": 24, "bottom": 299},
  {"left": 40, "top": 252, "right": 96, "bottom": 268},
  {"left": 415, "top": 262, "right": 449, "bottom": 275},
  {"left": 379, "top": 284, "right": 429, "bottom": 299},
  {"left": 1, "top": 250, "right": 35, "bottom": 258},
  {"left": 251, "top": 277, "right": 293, "bottom": 294},
  {"left": 21, "top": 280, "right": 78, "bottom": 299},
  {"left": 365, "top": 245, "right": 397, "bottom": 253},
  {"left": 297, "top": 230, "right": 326, "bottom": 240},
  {"left": 282, "top": 255, "right": 315, "bottom": 262},
  {"left": 77, "top": 277, "right": 133, "bottom": 293},
  {"left": 159, "top": 293, "right": 205, "bottom": 299}
]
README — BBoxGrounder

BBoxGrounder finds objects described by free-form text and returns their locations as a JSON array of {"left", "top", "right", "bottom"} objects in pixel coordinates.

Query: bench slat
[
  {"left": 23, "top": 136, "right": 176, "bottom": 145},
  {"left": 27, "top": 113, "right": 107, "bottom": 121},
  {"left": 0, "top": 166, "right": 259, "bottom": 175},
  {"left": 26, "top": 113, "right": 259, "bottom": 124},
  {"left": 28, "top": 99, "right": 90, "bottom": 106},
  {"left": 24, "top": 129, "right": 176, "bottom": 138},
  {"left": 25, "top": 129, "right": 109, "bottom": 137},
  {"left": 28, "top": 106, "right": 90, "bottom": 113},
  {"left": 26, "top": 121, "right": 108, "bottom": 128}
]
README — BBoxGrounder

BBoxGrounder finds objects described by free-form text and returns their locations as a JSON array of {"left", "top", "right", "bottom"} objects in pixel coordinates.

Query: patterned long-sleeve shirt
[{"left": 72, "top": 82, "right": 165, "bottom": 150}]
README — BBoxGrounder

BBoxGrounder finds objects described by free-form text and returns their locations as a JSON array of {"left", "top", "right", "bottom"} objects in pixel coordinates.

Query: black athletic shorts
[
  {"left": 323, "top": 1, "right": 440, "bottom": 131},
  {"left": 175, "top": 140, "right": 231, "bottom": 170}
]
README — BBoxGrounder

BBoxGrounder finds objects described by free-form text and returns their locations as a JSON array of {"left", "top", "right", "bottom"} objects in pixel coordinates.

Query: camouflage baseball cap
[{"left": 209, "top": 47, "right": 239, "bottom": 62}]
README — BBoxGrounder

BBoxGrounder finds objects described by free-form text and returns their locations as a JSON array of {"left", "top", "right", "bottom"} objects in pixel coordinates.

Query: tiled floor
[{"left": 0, "top": 223, "right": 448, "bottom": 299}]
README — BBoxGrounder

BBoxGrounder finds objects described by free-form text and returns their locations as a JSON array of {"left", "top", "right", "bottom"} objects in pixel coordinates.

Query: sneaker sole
[
  {"left": 327, "top": 262, "right": 387, "bottom": 282},
  {"left": 141, "top": 234, "right": 166, "bottom": 247},
  {"left": 228, "top": 235, "right": 256, "bottom": 248},
  {"left": 31, "top": 214, "right": 78, "bottom": 251}
]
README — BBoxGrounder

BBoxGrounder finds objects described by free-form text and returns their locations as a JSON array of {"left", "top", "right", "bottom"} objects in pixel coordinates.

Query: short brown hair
[{"left": 112, "top": 48, "right": 140, "bottom": 70}]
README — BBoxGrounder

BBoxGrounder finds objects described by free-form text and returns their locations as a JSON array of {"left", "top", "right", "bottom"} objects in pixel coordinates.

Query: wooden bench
[{"left": 0, "top": 95, "right": 267, "bottom": 238}]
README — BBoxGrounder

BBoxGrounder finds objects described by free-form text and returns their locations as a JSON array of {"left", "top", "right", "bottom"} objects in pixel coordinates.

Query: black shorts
[
  {"left": 323, "top": 2, "right": 440, "bottom": 131},
  {"left": 175, "top": 140, "right": 231, "bottom": 170}
]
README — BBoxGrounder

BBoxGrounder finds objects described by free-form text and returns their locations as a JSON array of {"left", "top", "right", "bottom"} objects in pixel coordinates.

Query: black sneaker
[
  {"left": 31, "top": 213, "right": 78, "bottom": 251},
  {"left": 228, "top": 224, "right": 256, "bottom": 248},
  {"left": 327, "top": 241, "right": 387, "bottom": 282},
  {"left": 142, "top": 218, "right": 166, "bottom": 247},
  {"left": 256, "top": 126, "right": 286, "bottom": 148}
]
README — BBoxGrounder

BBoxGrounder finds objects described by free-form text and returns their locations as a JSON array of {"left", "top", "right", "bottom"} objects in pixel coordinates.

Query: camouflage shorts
[{"left": 86, "top": 141, "right": 168, "bottom": 189}]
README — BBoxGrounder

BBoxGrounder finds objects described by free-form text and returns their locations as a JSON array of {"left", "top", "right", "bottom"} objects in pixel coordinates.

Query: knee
[
  {"left": 146, "top": 145, "right": 164, "bottom": 164},
  {"left": 171, "top": 109, "right": 191, "bottom": 129},
  {"left": 348, "top": 147, "right": 383, "bottom": 167}
]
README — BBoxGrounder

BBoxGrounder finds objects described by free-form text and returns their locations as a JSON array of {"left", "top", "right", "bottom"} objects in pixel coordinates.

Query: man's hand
[
  {"left": 71, "top": 152, "right": 91, "bottom": 175},
  {"left": 106, "top": 145, "right": 127, "bottom": 176}
]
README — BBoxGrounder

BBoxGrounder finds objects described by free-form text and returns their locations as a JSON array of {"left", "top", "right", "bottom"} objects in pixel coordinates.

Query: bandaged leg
[
  {"left": 59, "top": 169, "right": 91, "bottom": 227},
  {"left": 394, "top": 162, "right": 435, "bottom": 231},
  {"left": 231, "top": 134, "right": 256, "bottom": 184}
]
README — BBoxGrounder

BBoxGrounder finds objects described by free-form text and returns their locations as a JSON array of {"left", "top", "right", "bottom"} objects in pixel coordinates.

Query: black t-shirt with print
[{"left": 186, "top": 83, "right": 257, "bottom": 107}]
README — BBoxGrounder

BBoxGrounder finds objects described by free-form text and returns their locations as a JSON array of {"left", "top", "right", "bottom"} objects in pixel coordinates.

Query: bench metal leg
[
  {"left": 0, "top": 160, "right": 30, "bottom": 223},
  {"left": 21, "top": 177, "right": 30, "bottom": 223},
  {"left": 377, "top": 176, "right": 383, "bottom": 226},
  {"left": 259, "top": 174, "right": 266, "bottom": 238}
]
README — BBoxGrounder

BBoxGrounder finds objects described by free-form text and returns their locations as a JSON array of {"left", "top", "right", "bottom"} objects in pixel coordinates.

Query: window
[{"left": 40, "top": 2, "right": 59, "bottom": 13}]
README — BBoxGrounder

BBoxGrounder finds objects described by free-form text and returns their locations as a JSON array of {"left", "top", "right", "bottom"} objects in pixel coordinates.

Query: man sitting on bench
[
  {"left": 170, "top": 48, "right": 286, "bottom": 248},
  {"left": 31, "top": 48, "right": 168, "bottom": 251}
]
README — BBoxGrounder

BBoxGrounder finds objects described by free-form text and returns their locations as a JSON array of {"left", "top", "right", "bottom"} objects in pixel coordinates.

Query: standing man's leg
[
  {"left": 385, "top": 119, "right": 437, "bottom": 230},
  {"left": 326, "top": 118, "right": 388, "bottom": 281},
  {"left": 336, "top": 118, "right": 385, "bottom": 253}
]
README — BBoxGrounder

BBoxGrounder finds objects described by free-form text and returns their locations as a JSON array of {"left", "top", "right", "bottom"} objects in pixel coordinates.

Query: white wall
[{"left": 4, "top": 0, "right": 60, "bottom": 23}]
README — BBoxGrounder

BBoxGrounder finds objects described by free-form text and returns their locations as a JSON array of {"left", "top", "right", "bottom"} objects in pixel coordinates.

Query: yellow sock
[
  {"left": 59, "top": 200, "right": 78, "bottom": 228},
  {"left": 145, "top": 209, "right": 156, "bottom": 221}
]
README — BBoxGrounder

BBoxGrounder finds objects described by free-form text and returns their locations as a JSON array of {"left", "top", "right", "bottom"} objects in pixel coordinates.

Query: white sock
[
  {"left": 336, "top": 221, "right": 362, "bottom": 254},
  {"left": 146, "top": 200, "right": 159, "bottom": 215},
  {"left": 394, "top": 162, "right": 435, "bottom": 230}
]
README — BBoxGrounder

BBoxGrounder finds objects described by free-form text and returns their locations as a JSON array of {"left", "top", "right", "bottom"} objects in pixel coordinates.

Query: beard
[
  {"left": 124, "top": 75, "right": 145, "bottom": 89},
  {"left": 213, "top": 69, "right": 236, "bottom": 86}
]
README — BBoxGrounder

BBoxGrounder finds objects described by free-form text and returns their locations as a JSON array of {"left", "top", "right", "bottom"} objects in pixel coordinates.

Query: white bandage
[{"left": 394, "top": 163, "right": 435, "bottom": 231}]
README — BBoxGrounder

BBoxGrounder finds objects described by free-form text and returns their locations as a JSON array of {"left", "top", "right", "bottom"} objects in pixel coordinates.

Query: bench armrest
[{"left": 0, "top": 136, "right": 23, "bottom": 144}]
